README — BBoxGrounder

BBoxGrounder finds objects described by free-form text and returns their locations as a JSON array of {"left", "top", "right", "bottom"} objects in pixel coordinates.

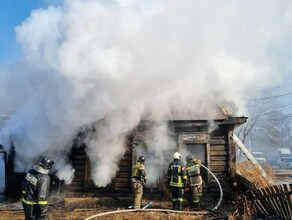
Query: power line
[
  {"left": 281, "top": 102, "right": 292, "bottom": 107},
  {"left": 281, "top": 105, "right": 292, "bottom": 111},
  {"left": 276, "top": 113, "right": 292, "bottom": 120},
  {"left": 255, "top": 84, "right": 292, "bottom": 92},
  {"left": 252, "top": 92, "right": 292, "bottom": 101}
]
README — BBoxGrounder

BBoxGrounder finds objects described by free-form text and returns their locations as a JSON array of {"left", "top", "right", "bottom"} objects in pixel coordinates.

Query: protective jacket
[
  {"left": 132, "top": 162, "right": 147, "bottom": 182},
  {"left": 167, "top": 159, "right": 187, "bottom": 187},
  {"left": 186, "top": 158, "right": 202, "bottom": 186},
  {"left": 22, "top": 165, "right": 51, "bottom": 220},
  {"left": 131, "top": 161, "right": 147, "bottom": 209}
]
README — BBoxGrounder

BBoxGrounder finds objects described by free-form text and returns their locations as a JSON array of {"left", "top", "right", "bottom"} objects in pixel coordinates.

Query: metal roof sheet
[
  {"left": 217, "top": 100, "right": 239, "bottom": 117},
  {"left": 143, "top": 100, "right": 242, "bottom": 121}
]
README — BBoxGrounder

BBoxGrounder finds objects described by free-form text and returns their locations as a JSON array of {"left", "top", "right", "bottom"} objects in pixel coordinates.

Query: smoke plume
[{"left": 0, "top": 0, "right": 292, "bottom": 186}]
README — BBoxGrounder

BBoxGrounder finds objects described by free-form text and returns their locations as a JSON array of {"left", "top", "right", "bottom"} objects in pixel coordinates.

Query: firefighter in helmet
[
  {"left": 167, "top": 152, "right": 187, "bottom": 210},
  {"left": 131, "top": 155, "right": 147, "bottom": 209},
  {"left": 22, "top": 156, "right": 54, "bottom": 220},
  {"left": 185, "top": 154, "right": 203, "bottom": 208}
]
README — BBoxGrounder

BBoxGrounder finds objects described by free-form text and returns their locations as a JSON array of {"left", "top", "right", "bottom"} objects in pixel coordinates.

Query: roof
[
  {"left": 147, "top": 100, "right": 245, "bottom": 121},
  {"left": 217, "top": 100, "right": 239, "bottom": 117}
]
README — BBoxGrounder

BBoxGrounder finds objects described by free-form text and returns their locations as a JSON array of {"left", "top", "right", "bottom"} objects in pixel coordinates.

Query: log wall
[{"left": 67, "top": 121, "right": 236, "bottom": 200}]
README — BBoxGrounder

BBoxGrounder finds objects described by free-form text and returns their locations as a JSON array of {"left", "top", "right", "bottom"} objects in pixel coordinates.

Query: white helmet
[{"left": 173, "top": 152, "right": 181, "bottom": 160}]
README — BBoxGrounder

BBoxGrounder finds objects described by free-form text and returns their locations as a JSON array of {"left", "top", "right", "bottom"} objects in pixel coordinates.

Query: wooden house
[{"left": 65, "top": 100, "right": 247, "bottom": 201}]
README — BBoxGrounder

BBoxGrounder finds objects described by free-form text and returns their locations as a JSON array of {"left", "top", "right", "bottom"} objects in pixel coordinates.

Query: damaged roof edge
[
  {"left": 217, "top": 100, "right": 240, "bottom": 117},
  {"left": 216, "top": 100, "right": 248, "bottom": 125},
  {"left": 217, "top": 116, "right": 248, "bottom": 125}
]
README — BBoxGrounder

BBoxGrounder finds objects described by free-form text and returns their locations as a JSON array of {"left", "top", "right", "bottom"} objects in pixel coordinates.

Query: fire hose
[
  {"left": 84, "top": 208, "right": 209, "bottom": 220},
  {"left": 84, "top": 165, "right": 223, "bottom": 219},
  {"left": 200, "top": 163, "right": 223, "bottom": 211}
]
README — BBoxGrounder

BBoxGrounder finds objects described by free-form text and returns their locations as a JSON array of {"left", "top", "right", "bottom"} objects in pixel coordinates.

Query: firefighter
[
  {"left": 185, "top": 154, "right": 203, "bottom": 208},
  {"left": 131, "top": 156, "right": 147, "bottom": 209},
  {"left": 167, "top": 152, "right": 187, "bottom": 210},
  {"left": 22, "top": 156, "right": 54, "bottom": 220}
]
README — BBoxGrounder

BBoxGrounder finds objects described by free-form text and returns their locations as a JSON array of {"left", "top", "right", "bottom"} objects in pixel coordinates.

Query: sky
[
  {"left": 0, "top": 0, "right": 292, "bottom": 188},
  {"left": 0, "top": 1, "right": 53, "bottom": 64}
]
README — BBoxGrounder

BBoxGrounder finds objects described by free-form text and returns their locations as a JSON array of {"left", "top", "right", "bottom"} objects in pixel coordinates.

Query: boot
[
  {"left": 193, "top": 202, "right": 199, "bottom": 208},
  {"left": 177, "top": 202, "right": 182, "bottom": 211},
  {"left": 172, "top": 201, "right": 177, "bottom": 210}
]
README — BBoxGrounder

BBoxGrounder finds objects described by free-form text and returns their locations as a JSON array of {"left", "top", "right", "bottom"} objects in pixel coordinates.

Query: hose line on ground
[
  {"left": 84, "top": 209, "right": 209, "bottom": 220},
  {"left": 85, "top": 164, "right": 223, "bottom": 219},
  {"left": 200, "top": 163, "right": 223, "bottom": 211}
]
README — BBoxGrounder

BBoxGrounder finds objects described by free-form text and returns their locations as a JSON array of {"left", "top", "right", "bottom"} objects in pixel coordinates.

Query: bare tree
[
  {"left": 236, "top": 98, "right": 284, "bottom": 148},
  {"left": 280, "top": 115, "right": 292, "bottom": 148}
]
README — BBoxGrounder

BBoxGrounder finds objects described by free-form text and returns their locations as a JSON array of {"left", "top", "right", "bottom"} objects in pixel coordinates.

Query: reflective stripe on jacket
[
  {"left": 22, "top": 165, "right": 51, "bottom": 206},
  {"left": 167, "top": 160, "right": 187, "bottom": 187},
  {"left": 186, "top": 158, "right": 202, "bottom": 186}
]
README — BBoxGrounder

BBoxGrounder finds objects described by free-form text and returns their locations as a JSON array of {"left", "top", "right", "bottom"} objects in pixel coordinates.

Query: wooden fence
[{"left": 249, "top": 184, "right": 292, "bottom": 220}]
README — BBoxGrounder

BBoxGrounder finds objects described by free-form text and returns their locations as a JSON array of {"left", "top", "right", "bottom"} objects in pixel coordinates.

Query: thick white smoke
[
  {"left": 0, "top": 0, "right": 292, "bottom": 186},
  {"left": 134, "top": 122, "right": 176, "bottom": 186}
]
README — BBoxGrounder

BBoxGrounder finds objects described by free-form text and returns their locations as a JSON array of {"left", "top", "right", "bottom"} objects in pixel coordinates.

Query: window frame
[{"left": 178, "top": 133, "right": 211, "bottom": 182}]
